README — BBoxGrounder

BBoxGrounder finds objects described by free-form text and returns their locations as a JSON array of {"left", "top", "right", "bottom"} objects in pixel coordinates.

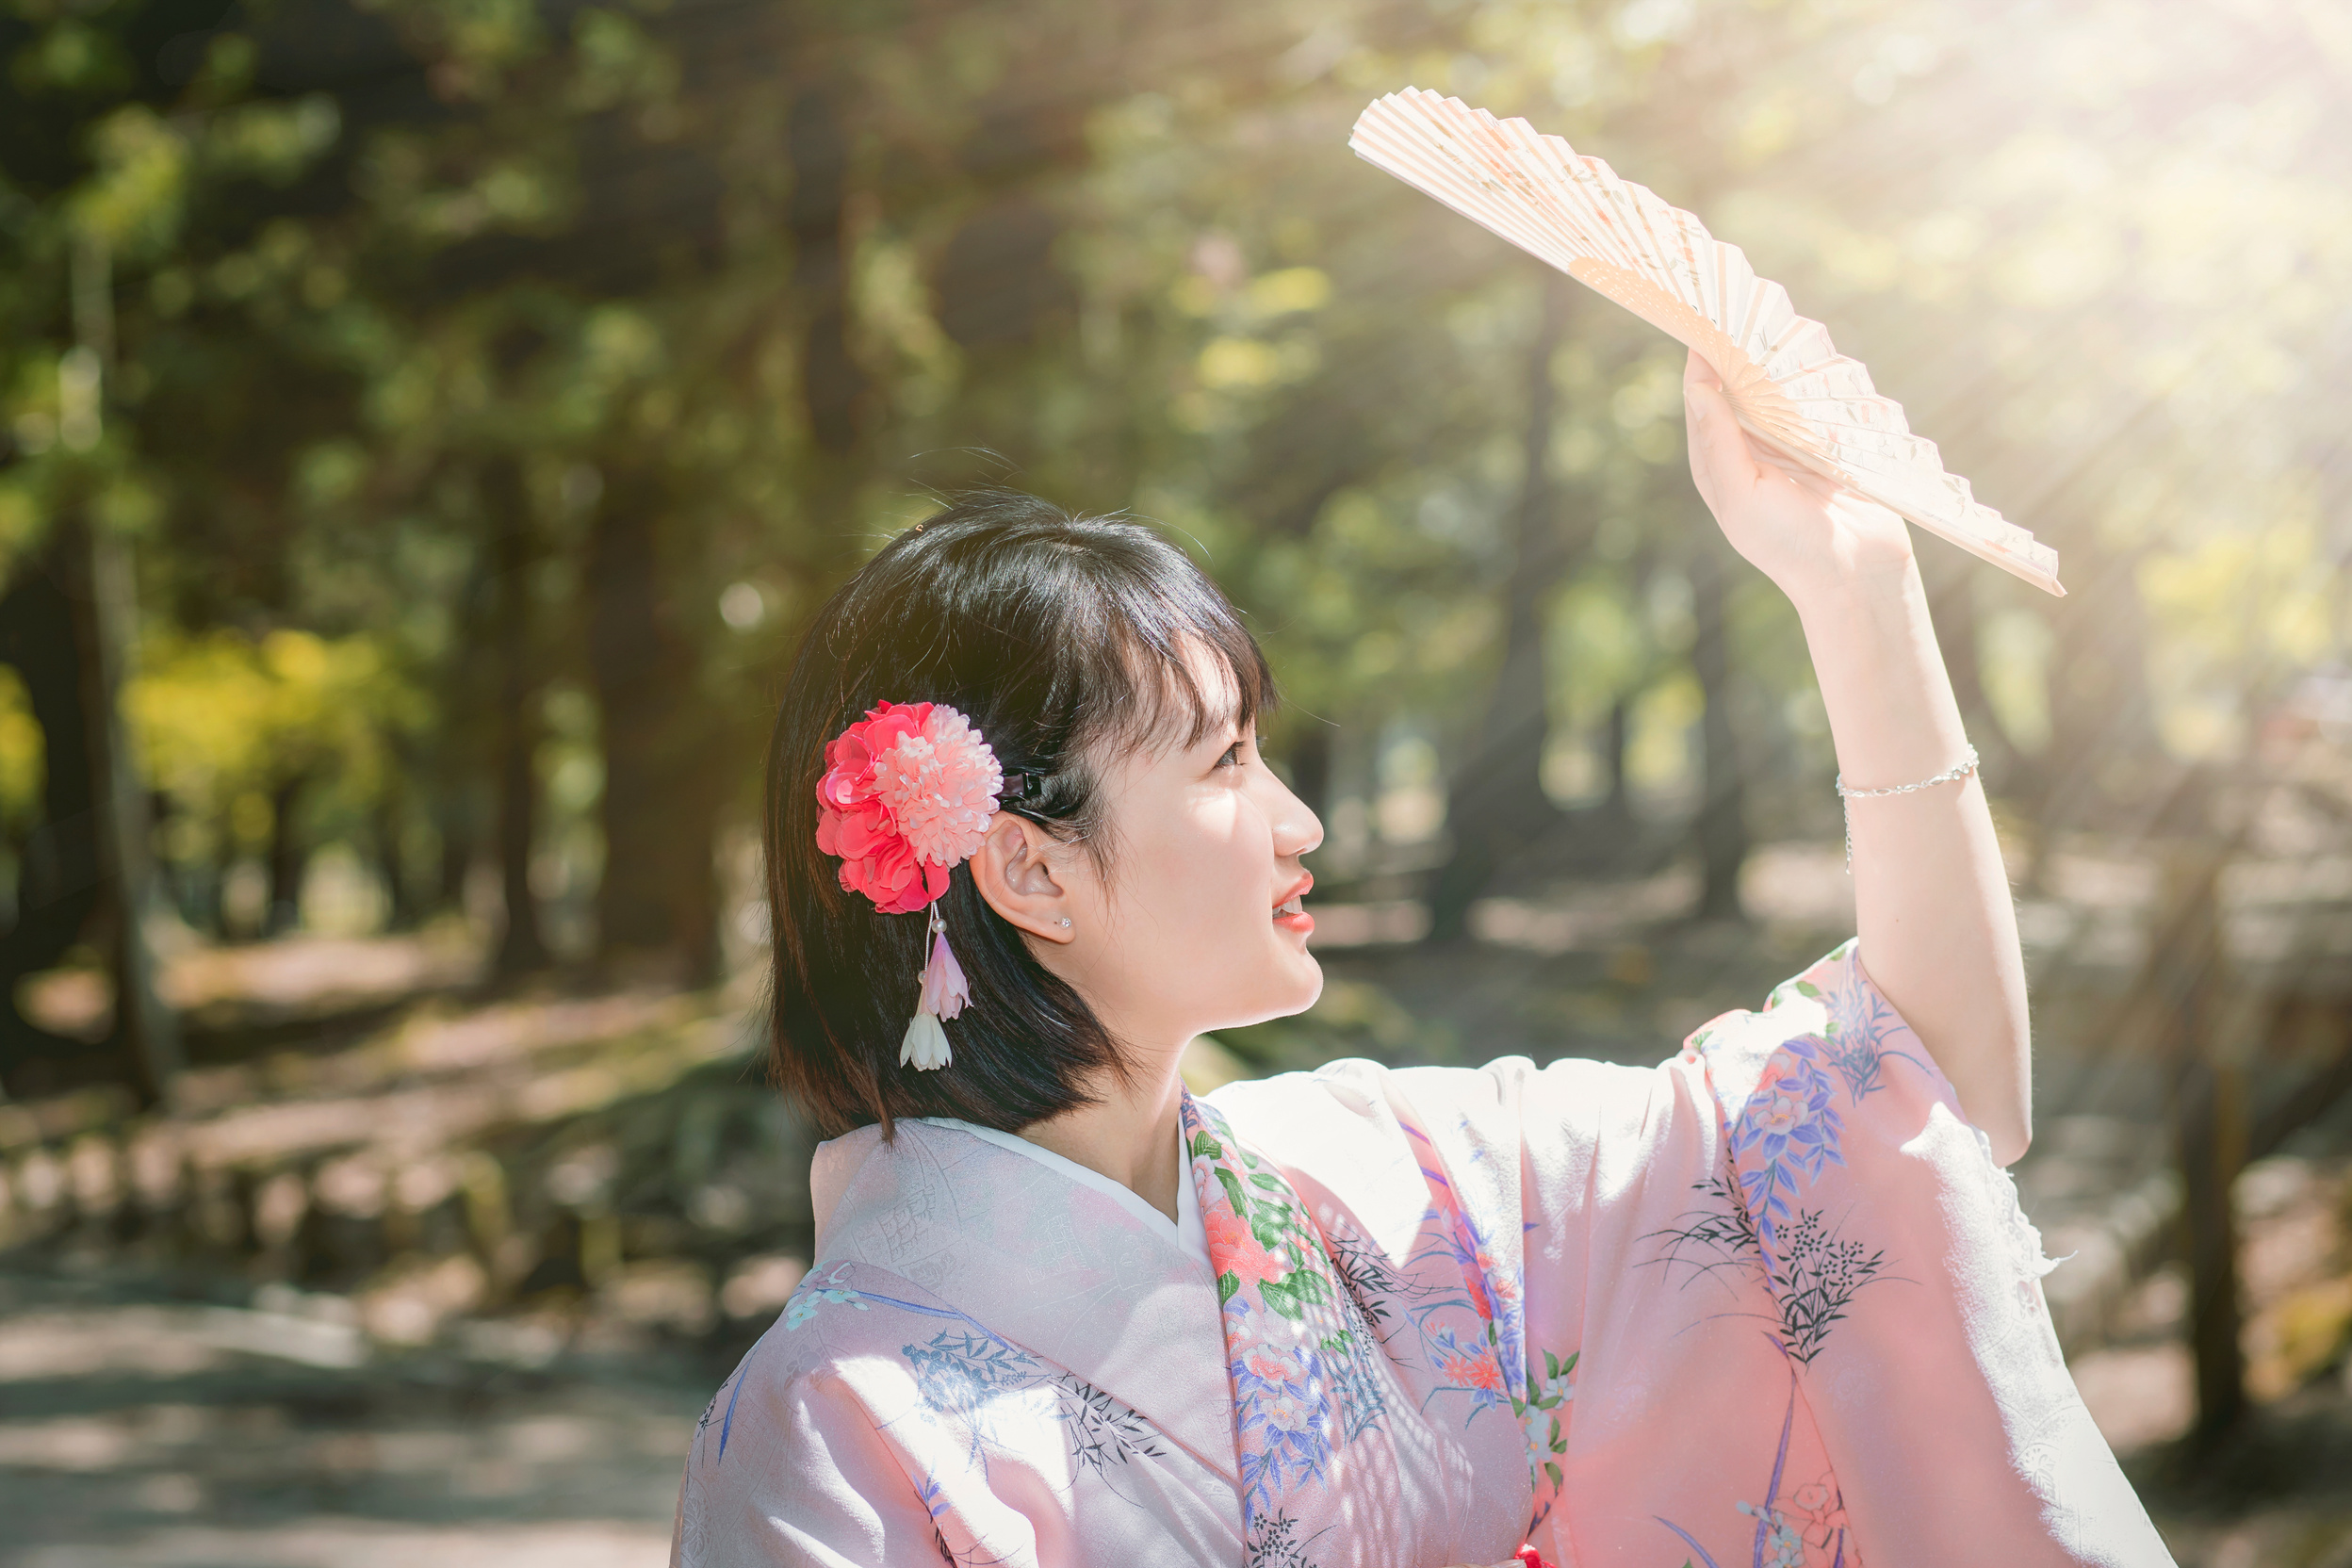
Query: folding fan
[{"left": 1349, "top": 88, "right": 2062, "bottom": 596}]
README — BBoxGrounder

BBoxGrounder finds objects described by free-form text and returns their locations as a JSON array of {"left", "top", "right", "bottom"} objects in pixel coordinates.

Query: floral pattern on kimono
[
  {"left": 1182, "top": 1098, "right": 1387, "bottom": 1543},
  {"left": 673, "top": 942, "right": 2174, "bottom": 1568}
]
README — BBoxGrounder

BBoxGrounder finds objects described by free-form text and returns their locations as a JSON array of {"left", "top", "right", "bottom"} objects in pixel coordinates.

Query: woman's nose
[{"left": 1266, "top": 771, "right": 1324, "bottom": 860}]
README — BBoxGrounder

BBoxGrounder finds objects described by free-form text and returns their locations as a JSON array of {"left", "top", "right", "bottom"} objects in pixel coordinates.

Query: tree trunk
[
  {"left": 374, "top": 791, "right": 419, "bottom": 931},
  {"left": 930, "top": 90, "right": 1085, "bottom": 359},
  {"left": 0, "top": 544, "right": 110, "bottom": 1096},
  {"left": 487, "top": 459, "right": 550, "bottom": 978},
  {"left": 1690, "top": 540, "right": 1747, "bottom": 921},
  {"left": 783, "top": 79, "right": 877, "bottom": 591},
  {"left": 191, "top": 841, "right": 227, "bottom": 937},
  {"left": 2180, "top": 1045, "right": 2246, "bottom": 1445},
  {"left": 265, "top": 775, "right": 305, "bottom": 936},
  {"left": 433, "top": 785, "right": 477, "bottom": 922},
  {"left": 1602, "top": 696, "right": 1633, "bottom": 820},
  {"left": 0, "top": 514, "right": 179, "bottom": 1100},
  {"left": 790, "top": 84, "right": 865, "bottom": 458},
  {"left": 587, "top": 468, "right": 720, "bottom": 985},
  {"left": 149, "top": 790, "right": 200, "bottom": 932},
  {"left": 73, "top": 228, "right": 177, "bottom": 1096},
  {"left": 2148, "top": 814, "right": 2245, "bottom": 1444},
  {"left": 82, "top": 516, "right": 180, "bottom": 1097},
  {"left": 1427, "top": 279, "right": 1574, "bottom": 943},
  {"left": 177, "top": 808, "right": 231, "bottom": 938}
]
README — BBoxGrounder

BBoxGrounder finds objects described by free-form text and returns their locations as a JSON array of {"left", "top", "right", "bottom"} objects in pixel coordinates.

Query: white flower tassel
[
  {"left": 901, "top": 1010, "right": 951, "bottom": 1071},
  {"left": 899, "top": 908, "right": 971, "bottom": 1071}
]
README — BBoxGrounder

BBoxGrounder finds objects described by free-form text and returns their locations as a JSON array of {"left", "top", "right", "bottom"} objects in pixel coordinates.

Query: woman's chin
[
  {"left": 1275, "top": 949, "right": 1324, "bottom": 1012},
  {"left": 1220, "top": 959, "right": 1324, "bottom": 1031}
]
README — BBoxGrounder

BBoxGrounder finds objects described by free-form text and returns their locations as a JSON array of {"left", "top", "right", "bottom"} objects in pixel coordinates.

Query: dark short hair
[{"left": 764, "top": 491, "right": 1276, "bottom": 1139}]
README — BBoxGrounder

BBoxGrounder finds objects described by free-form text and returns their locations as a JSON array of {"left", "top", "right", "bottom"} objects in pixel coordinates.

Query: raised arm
[{"left": 1681, "top": 351, "right": 2032, "bottom": 1164}]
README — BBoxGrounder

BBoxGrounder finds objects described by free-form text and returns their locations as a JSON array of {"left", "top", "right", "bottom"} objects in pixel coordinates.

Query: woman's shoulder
[
  {"left": 703, "top": 1262, "right": 922, "bottom": 1406},
  {"left": 1201, "top": 1048, "right": 1664, "bottom": 1149},
  {"left": 677, "top": 1265, "right": 977, "bottom": 1564},
  {"left": 1199, "top": 1056, "right": 1413, "bottom": 1155},
  {"left": 681, "top": 1259, "right": 963, "bottom": 1494}
]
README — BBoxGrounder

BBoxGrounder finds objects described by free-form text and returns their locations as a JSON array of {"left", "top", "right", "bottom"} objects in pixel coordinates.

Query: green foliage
[
  {"left": 4, "top": 0, "right": 2350, "bottom": 941},
  {"left": 0, "top": 666, "right": 41, "bottom": 832},
  {"left": 127, "top": 629, "right": 422, "bottom": 858}
]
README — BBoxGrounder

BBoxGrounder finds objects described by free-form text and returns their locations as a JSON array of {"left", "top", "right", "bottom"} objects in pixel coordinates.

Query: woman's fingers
[
  {"left": 1757, "top": 447, "right": 1829, "bottom": 490},
  {"left": 1681, "top": 348, "right": 1761, "bottom": 515}
]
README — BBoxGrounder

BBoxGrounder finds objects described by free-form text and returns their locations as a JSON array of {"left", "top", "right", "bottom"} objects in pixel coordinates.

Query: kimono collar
[
  {"left": 807, "top": 1113, "right": 1241, "bottom": 1481},
  {"left": 810, "top": 1117, "right": 1208, "bottom": 1268},
  {"left": 907, "top": 1116, "right": 1213, "bottom": 1273}
]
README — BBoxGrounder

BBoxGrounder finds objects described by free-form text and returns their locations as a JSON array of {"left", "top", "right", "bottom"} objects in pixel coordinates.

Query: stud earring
[{"left": 1056, "top": 917, "right": 1071, "bottom": 929}]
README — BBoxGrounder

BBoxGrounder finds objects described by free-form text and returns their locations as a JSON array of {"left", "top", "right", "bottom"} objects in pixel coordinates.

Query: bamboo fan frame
[{"left": 1349, "top": 88, "right": 2063, "bottom": 596}]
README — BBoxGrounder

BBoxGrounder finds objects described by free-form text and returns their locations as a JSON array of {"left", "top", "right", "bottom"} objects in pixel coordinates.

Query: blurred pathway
[{"left": 0, "top": 1265, "right": 702, "bottom": 1568}]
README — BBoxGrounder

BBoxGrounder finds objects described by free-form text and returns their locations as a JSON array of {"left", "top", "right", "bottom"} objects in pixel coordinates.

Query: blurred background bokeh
[{"left": 3, "top": 0, "right": 2351, "bottom": 1562}]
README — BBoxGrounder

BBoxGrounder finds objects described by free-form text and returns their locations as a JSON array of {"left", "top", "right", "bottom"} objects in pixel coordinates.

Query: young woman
[{"left": 672, "top": 354, "right": 2172, "bottom": 1567}]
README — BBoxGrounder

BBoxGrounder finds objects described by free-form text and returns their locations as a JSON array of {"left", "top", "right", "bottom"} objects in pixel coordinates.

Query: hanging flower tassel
[
  {"left": 900, "top": 1011, "right": 951, "bottom": 1071},
  {"left": 812, "top": 698, "right": 1010, "bottom": 1073},
  {"left": 900, "top": 907, "right": 971, "bottom": 1071},
  {"left": 919, "top": 911, "right": 972, "bottom": 1020}
]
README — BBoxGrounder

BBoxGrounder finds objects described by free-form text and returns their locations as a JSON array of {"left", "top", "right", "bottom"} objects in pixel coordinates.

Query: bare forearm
[
  {"left": 1792, "top": 558, "right": 2033, "bottom": 1164},
  {"left": 1678, "top": 348, "right": 2031, "bottom": 1159}
]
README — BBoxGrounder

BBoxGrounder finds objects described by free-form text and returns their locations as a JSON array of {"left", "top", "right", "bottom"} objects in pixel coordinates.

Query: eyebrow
[
  {"left": 1167, "top": 653, "right": 1243, "bottom": 745},
  {"left": 1174, "top": 708, "right": 1240, "bottom": 762}
]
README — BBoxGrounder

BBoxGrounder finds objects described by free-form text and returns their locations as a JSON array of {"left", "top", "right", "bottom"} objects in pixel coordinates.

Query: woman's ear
[{"left": 969, "top": 813, "right": 1077, "bottom": 943}]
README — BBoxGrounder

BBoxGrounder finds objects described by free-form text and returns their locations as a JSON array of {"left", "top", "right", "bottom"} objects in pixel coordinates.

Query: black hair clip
[{"left": 1001, "top": 770, "right": 1049, "bottom": 805}]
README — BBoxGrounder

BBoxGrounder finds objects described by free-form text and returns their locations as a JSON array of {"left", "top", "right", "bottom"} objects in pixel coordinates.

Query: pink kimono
[{"left": 672, "top": 943, "right": 2173, "bottom": 1566}]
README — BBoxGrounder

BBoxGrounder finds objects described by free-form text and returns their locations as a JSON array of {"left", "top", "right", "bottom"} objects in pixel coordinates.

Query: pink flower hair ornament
[{"left": 814, "top": 700, "right": 1035, "bottom": 1071}]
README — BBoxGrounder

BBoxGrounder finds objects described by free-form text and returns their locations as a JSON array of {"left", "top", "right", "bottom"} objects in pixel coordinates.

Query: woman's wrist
[
  {"left": 1791, "top": 553, "right": 1970, "bottom": 785},
  {"left": 1773, "top": 531, "right": 1921, "bottom": 627},
  {"left": 1786, "top": 556, "right": 1929, "bottom": 666}
]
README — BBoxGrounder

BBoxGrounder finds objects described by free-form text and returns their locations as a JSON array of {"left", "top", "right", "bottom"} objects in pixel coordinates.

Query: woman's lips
[{"left": 1273, "top": 883, "right": 1313, "bottom": 936}]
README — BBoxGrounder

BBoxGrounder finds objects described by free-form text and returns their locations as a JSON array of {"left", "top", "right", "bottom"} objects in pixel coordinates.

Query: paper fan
[{"left": 1349, "top": 88, "right": 2062, "bottom": 596}]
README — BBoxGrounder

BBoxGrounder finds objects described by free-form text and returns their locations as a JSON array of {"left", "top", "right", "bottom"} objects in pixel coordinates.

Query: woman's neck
[{"left": 1017, "top": 1053, "right": 1189, "bottom": 1224}]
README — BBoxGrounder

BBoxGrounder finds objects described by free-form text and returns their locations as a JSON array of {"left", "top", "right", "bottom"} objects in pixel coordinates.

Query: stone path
[
  {"left": 0, "top": 1265, "right": 710, "bottom": 1568},
  {"left": 8, "top": 1259, "right": 2350, "bottom": 1568}
]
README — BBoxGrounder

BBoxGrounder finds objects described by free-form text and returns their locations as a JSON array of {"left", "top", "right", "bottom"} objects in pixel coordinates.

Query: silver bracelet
[{"left": 1836, "top": 743, "right": 1979, "bottom": 874}]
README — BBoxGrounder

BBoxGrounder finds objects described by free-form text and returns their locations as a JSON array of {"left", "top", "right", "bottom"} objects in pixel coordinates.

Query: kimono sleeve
[
  {"left": 1478, "top": 939, "right": 2170, "bottom": 1567},
  {"left": 672, "top": 1345, "right": 937, "bottom": 1568}
]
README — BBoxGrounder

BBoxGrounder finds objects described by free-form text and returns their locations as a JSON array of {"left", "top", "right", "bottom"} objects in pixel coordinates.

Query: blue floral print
[{"left": 782, "top": 1262, "right": 871, "bottom": 1331}]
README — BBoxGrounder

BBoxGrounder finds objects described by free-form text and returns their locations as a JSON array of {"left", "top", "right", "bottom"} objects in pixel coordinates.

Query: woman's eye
[{"left": 1217, "top": 741, "right": 1244, "bottom": 768}]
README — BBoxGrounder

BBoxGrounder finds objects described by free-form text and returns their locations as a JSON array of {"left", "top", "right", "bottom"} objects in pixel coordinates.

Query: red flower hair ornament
[{"left": 815, "top": 700, "right": 1019, "bottom": 1071}]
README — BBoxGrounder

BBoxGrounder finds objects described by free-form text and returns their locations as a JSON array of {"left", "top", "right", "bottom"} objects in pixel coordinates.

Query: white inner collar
[{"left": 912, "top": 1116, "right": 1213, "bottom": 1277}]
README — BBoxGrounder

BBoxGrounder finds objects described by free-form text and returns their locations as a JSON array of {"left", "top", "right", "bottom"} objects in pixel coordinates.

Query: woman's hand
[
  {"left": 1679, "top": 349, "right": 2034, "bottom": 1166},
  {"left": 1682, "top": 350, "right": 1917, "bottom": 604}
]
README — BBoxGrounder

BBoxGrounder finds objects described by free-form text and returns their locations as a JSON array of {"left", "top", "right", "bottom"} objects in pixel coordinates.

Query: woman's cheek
[{"left": 1161, "top": 836, "right": 1238, "bottom": 962}]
